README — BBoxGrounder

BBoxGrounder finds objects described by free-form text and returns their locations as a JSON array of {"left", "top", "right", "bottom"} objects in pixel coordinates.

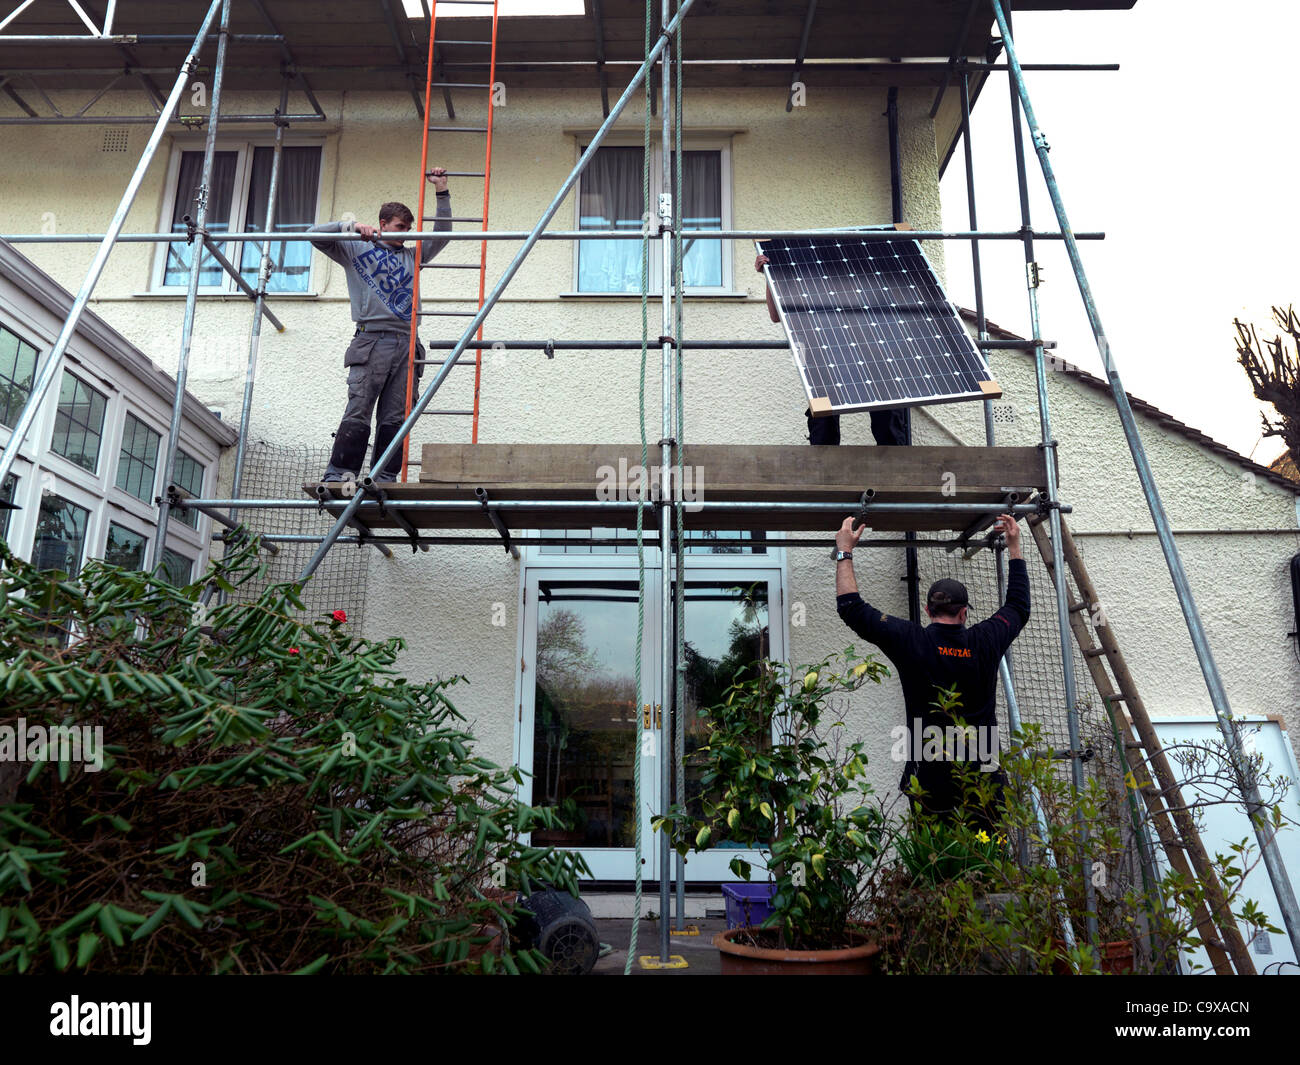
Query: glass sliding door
[
  {"left": 672, "top": 576, "right": 777, "bottom": 880},
  {"left": 519, "top": 564, "right": 784, "bottom": 882},
  {"left": 521, "top": 576, "right": 660, "bottom": 879}
]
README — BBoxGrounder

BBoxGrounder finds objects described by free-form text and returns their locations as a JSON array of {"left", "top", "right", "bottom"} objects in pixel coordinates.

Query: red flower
[
  {"left": 332, "top": 609, "right": 347, "bottom": 624},
  {"left": 289, "top": 647, "right": 300, "bottom": 655}
]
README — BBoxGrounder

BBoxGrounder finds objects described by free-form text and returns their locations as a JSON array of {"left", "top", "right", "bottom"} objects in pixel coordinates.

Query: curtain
[
  {"left": 240, "top": 146, "right": 322, "bottom": 293},
  {"left": 163, "top": 150, "right": 238, "bottom": 287},
  {"left": 577, "top": 146, "right": 646, "bottom": 293},
  {"left": 675, "top": 151, "right": 722, "bottom": 289}
]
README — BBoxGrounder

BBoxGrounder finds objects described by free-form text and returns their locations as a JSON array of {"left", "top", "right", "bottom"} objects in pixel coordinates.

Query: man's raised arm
[{"left": 421, "top": 167, "right": 453, "bottom": 264}]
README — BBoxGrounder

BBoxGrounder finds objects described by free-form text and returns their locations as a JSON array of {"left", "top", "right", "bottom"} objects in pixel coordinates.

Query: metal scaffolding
[{"left": 1, "top": 0, "right": 1296, "bottom": 969}]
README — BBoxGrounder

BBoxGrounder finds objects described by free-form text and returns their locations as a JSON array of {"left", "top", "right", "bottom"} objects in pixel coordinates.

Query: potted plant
[{"left": 655, "top": 650, "right": 893, "bottom": 974}]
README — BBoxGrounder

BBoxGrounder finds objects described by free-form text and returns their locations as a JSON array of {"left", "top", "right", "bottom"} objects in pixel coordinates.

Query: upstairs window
[
  {"left": 575, "top": 141, "right": 730, "bottom": 295},
  {"left": 155, "top": 143, "right": 322, "bottom": 294}
]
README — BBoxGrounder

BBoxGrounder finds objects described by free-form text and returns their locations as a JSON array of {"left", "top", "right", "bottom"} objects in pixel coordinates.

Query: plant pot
[
  {"left": 713, "top": 925, "right": 882, "bottom": 975},
  {"left": 1051, "top": 938, "right": 1137, "bottom": 974}
]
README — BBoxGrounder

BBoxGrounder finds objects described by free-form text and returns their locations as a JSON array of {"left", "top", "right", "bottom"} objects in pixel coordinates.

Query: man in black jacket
[{"left": 834, "top": 514, "right": 1029, "bottom": 827}]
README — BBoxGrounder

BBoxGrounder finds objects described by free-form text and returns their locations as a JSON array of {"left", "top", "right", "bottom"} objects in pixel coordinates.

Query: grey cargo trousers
[{"left": 323, "top": 329, "right": 424, "bottom": 482}]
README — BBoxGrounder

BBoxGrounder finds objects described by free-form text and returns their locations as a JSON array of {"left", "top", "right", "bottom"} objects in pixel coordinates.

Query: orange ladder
[{"left": 402, "top": 0, "right": 500, "bottom": 481}]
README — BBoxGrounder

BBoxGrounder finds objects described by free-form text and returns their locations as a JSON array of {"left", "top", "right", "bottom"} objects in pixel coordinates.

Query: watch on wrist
[{"left": 832, "top": 549, "right": 853, "bottom": 562}]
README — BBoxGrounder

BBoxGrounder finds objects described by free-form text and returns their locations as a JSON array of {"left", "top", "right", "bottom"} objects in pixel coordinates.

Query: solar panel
[{"left": 758, "top": 232, "right": 1001, "bottom": 418}]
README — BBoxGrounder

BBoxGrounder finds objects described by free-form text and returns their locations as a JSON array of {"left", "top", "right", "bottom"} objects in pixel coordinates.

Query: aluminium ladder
[
  {"left": 1027, "top": 515, "right": 1257, "bottom": 975},
  {"left": 402, "top": 0, "right": 501, "bottom": 481}
]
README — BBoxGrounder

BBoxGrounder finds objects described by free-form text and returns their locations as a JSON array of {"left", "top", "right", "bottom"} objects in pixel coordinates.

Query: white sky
[
  {"left": 939, "top": 0, "right": 1300, "bottom": 465},
  {"left": 400, "top": 0, "right": 582, "bottom": 16}
]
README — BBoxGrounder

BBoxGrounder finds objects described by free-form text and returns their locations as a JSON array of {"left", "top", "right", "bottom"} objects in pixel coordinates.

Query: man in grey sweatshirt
[{"left": 309, "top": 167, "right": 453, "bottom": 483}]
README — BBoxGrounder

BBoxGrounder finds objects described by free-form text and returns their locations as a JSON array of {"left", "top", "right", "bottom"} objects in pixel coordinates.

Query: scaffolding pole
[
  {"left": 656, "top": 0, "right": 676, "bottom": 965},
  {"left": 955, "top": 37, "right": 1078, "bottom": 956},
  {"left": 229, "top": 75, "right": 289, "bottom": 520},
  {"left": 293, "top": 0, "right": 701, "bottom": 584},
  {"left": 149, "top": 0, "right": 232, "bottom": 572},
  {"left": 998, "top": 0, "right": 1097, "bottom": 946},
  {"left": 0, "top": 227, "right": 1106, "bottom": 244},
  {"left": 991, "top": 0, "right": 1300, "bottom": 958}
]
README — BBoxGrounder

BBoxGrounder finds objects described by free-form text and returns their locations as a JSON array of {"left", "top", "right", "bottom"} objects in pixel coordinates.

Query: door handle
[
  {"left": 642, "top": 703, "right": 652, "bottom": 729},
  {"left": 655, "top": 703, "right": 662, "bottom": 729}
]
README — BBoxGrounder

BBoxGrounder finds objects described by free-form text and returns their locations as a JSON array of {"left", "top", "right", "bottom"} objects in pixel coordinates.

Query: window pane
[
  {"left": 673, "top": 150, "right": 723, "bottom": 289},
  {"left": 51, "top": 372, "right": 107, "bottom": 473},
  {"left": 171, "top": 449, "right": 205, "bottom": 529},
  {"left": 0, "top": 324, "right": 38, "bottom": 429},
  {"left": 115, "top": 413, "right": 161, "bottom": 502},
  {"left": 0, "top": 474, "right": 17, "bottom": 543},
  {"left": 577, "top": 146, "right": 646, "bottom": 293},
  {"left": 163, "top": 150, "right": 239, "bottom": 287},
  {"left": 240, "top": 146, "right": 322, "bottom": 294},
  {"left": 104, "top": 522, "right": 148, "bottom": 570},
  {"left": 159, "top": 547, "right": 193, "bottom": 587},
  {"left": 34, "top": 493, "right": 89, "bottom": 575}
]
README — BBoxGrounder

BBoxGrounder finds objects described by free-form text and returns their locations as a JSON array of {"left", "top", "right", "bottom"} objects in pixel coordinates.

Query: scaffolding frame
[{"left": 0, "top": 0, "right": 1296, "bottom": 968}]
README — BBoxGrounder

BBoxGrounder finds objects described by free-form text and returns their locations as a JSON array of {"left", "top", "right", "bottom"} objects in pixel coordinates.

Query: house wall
[{"left": 1, "top": 82, "right": 1296, "bottom": 801}]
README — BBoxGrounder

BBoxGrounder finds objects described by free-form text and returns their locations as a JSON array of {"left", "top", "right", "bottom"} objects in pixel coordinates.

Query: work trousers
[
  {"left": 804, "top": 407, "right": 910, "bottom": 446},
  {"left": 323, "top": 330, "right": 425, "bottom": 482}
]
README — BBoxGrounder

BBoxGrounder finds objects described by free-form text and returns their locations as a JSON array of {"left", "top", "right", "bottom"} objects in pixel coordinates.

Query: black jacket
[{"left": 836, "top": 559, "right": 1030, "bottom": 764}]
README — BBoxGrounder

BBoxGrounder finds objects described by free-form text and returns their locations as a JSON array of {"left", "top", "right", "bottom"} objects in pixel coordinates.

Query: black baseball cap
[{"left": 927, "top": 578, "right": 969, "bottom": 612}]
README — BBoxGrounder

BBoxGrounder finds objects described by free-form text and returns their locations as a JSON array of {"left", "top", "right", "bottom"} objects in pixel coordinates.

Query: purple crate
[{"left": 721, "top": 882, "right": 776, "bottom": 930}]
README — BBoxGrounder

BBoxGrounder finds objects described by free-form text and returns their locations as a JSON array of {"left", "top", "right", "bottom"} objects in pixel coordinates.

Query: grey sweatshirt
[{"left": 308, "top": 191, "right": 452, "bottom": 329}]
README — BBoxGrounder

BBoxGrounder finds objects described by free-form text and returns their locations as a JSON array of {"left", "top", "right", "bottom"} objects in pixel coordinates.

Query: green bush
[{"left": 0, "top": 541, "right": 585, "bottom": 974}]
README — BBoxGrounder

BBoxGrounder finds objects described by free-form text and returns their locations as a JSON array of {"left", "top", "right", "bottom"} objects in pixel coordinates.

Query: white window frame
[
  {"left": 0, "top": 314, "right": 216, "bottom": 580},
  {"left": 149, "top": 136, "right": 326, "bottom": 295},
  {"left": 569, "top": 134, "right": 734, "bottom": 297}
]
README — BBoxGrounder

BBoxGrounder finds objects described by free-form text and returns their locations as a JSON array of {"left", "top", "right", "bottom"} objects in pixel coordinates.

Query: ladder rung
[
  {"left": 423, "top": 216, "right": 484, "bottom": 222},
  {"left": 419, "top": 310, "right": 477, "bottom": 316},
  {"left": 1084, "top": 647, "right": 1108, "bottom": 658},
  {"left": 428, "top": 125, "right": 489, "bottom": 132},
  {"left": 422, "top": 409, "right": 474, "bottom": 416},
  {"left": 445, "top": 171, "right": 486, "bottom": 177},
  {"left": 431, "top": 82, "right": 492, "bottom": 89},
  {"left": 1068, "top": 600, "right": 1090, "bottom": 613},
  {"left": 432, "top": 39, "right": 494, "bottom": 46},
  {"left": 422, "top": 263, "right": 483, "bottom": 269},
  {"left": 416, "top": 359, "right": 475, "bottom": 366}
]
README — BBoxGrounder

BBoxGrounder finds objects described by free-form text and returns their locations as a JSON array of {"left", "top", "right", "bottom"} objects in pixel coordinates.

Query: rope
[{"left": 624, "top": 0, "right": 653, "bottom": 976}]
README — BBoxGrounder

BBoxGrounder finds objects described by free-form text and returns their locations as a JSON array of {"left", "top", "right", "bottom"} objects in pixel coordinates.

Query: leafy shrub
[{"left": 0, "top": 542, "right": 584, "bottom": 974}]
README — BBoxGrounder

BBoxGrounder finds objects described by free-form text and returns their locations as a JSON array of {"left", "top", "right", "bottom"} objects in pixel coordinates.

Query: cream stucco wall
[{"left": 1, "top": 83, "right": 1296, "bottom": 796}]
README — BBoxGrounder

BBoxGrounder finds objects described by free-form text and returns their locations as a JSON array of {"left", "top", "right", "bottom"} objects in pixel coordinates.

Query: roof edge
[{"left": 961, "top": 307, "right": 1300, "bottom": 497}]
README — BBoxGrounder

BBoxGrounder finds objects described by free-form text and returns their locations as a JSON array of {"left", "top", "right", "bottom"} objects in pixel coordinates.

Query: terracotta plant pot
[
  {"left": 713, "top": 925, "right": 882, "bottom": 975},
  {"left": 1051, "top": 938, "right": 1137, "bottom": 974}
]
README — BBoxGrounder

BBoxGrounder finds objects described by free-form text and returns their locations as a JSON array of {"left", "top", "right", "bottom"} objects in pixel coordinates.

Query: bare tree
[{"left": 1236, "top": 305, "right": 1300, "bottom": 458}]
